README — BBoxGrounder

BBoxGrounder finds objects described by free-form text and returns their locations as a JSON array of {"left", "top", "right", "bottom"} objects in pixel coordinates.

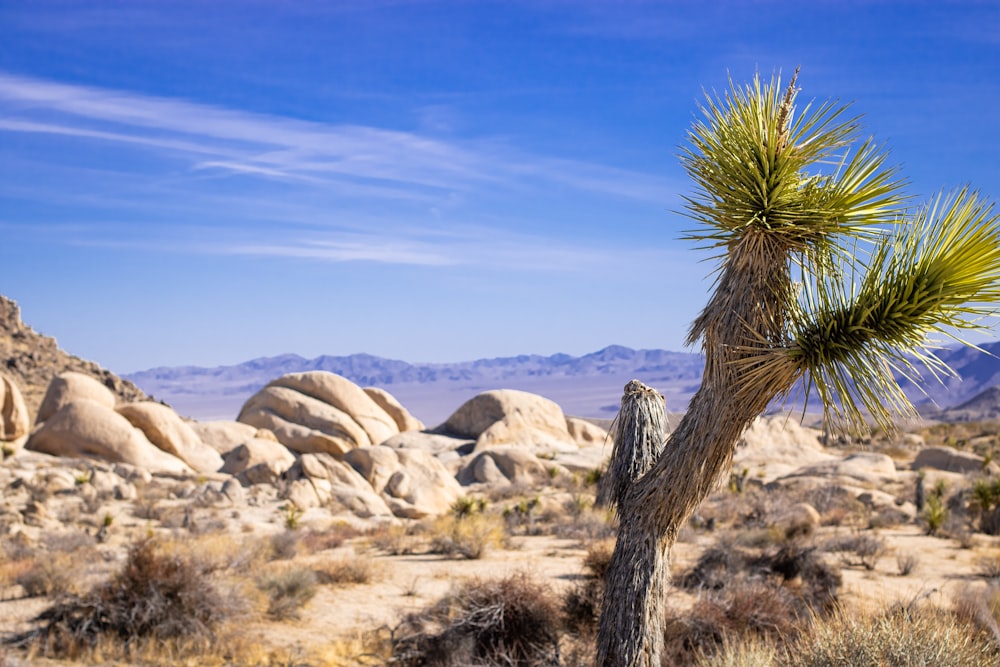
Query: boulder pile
[
  {"left": 2, "top": 369, "right": 610, "bottom": 527},
  {"left": 2, "top": 364, "right": 983, "bottom": 539}
]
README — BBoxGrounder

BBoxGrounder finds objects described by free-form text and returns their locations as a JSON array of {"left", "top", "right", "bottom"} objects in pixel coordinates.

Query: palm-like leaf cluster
[{"left": 683, "top": 71, "right": 1000, "bottom": 431}]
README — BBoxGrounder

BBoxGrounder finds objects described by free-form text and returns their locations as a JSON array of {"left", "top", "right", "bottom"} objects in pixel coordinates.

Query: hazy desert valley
[{"left": 5, "top": 293, "right": 1000, "bottom": 666}]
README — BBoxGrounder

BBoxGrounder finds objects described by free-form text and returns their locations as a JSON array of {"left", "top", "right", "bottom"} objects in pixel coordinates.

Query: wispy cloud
[
  {"left": 0, "top": 72, "right": 672, "bottom": 202},
  {"left": 0, "top": 72, "right": 679, "bottom": 272}
]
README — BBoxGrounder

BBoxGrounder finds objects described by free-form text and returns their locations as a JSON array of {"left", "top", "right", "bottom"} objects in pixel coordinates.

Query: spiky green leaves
[
  {"left": 681, "top": 71, "right": 904, "bottom": 259},
  {"left": 789, "top": 188, "right": 1000, "bottom": 430}
]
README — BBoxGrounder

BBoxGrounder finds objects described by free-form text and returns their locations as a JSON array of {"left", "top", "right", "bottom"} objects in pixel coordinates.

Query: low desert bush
[
  {"left": 428, "top": 513, "right": 505, "bottom": 560},
  {"left": 22, "top": 537, "right": 244, "bottom": 654},
  {"left": 299, "top": 522, "right": 363, "bottom": 553},
  {"left": 14, "top": 554, "right": 76, "bottom": 597},
  {"left": 923, "top": 492, "right": 950, "bottom": 535},
  {"left": 695, "top": 634, "right": 779, "bottom": 667},
  {"left": 822, "top": 533, "right": 886, "bottom": 571},
  {"left": 314, "top": 556, "right": 379, "bottom": 585},
  {"left": 896, "top": 551, "right": 920, "bottom": 576},
  {"left": 562, "top": 539, "right": 615, "bottom": 634},
  {"left": 269, "top": 529, "right": 301, "bottom": 560},
  {"left": 369, "top": 522, "right": 422, "bottom": 555},
  {"left": 665, "top": 578, "right": 803, "bottom": 664},
  {"left": 552, "top": 503, "right": 617, "bottom": 541},
  {"left": 667, "top": 539, "right": 841, "bottom": 662},
  {"left": 392, "top": 571, "right": 561, "bottom": 667},
  {"left": 971, "top": 477, "right": 1000, "bottom": 535},
  {"left": 257, "top": 567, "right": 318, "bottom": 620},
  {"left": 975, "top": 551, "right": 1000, "bottom": 580},
  {"left": 790, "top": 606, "right": 997, "bottom": 666}
]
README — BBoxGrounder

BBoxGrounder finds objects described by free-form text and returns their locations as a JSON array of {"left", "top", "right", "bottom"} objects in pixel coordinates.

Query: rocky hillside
[{"left": 0, "top": 295, "right": 147, "bottom": 420}]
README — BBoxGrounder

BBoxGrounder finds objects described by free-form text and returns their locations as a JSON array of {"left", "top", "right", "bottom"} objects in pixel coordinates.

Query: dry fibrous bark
[{"left": 595, "top": 70, "right": 1000, "bottom": 667}]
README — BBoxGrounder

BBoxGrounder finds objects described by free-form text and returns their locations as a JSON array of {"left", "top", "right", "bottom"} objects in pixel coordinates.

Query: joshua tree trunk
[
  {"left": 597, "top": 234, "right": 794, "bottom": 667},
  {"left": 594, "top": 70, "right": 1000, "bottom": 667}
]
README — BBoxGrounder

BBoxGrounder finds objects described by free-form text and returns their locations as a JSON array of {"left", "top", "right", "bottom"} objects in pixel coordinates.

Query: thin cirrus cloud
[
  {"left": 0, "top": 72, "right": 678, "bottom": 271},
  {"left": 0, "top": 72, "right": 672, "bottom": 202}
]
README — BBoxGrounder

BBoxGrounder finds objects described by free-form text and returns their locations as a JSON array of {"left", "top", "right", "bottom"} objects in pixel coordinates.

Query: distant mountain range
[
  {"left": 125, "top": 341, "right": 1000, "bottom": 426},
  {"left": 125, "top": 345, "right": 705, "bottom": 424}
]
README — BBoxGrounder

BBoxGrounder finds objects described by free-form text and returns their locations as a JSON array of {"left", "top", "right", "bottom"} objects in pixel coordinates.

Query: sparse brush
[
  {"left": 14, "top": 556, "right": 76, "bottom": 598},
  {"left": 428, "top": 514, "right": 504, "bottom": 560},
  {"left": 788, "top": 605, "right": 997, "bottom": 666},
  {"left": 664, "top": 578, "right": 803, "bottom": 665},
  {"left": 269, "top": 529, "right": 301, "bottom": 560},
  {"left": 21, "top": 537, "right": 244, "bottom": 654},
  {"left": 695, "top": 633, "right": 779, "bottom": 667},
  {"left": 822, "top": 533, "right": 886, "bottom": 570},
  {"left": 299, "top": 523, "right": 363, "bottom": 553},
  {"left": 280, "top": 503, "right": 304, "bottom": 530},
  {"left": 257, "top": 567, "right": 318, "bottom": 621},
  {"left": 314, "top": 556, "right": 379, "bottom": 585},
  {"left": 975, "top": 551, "right": 1000, "bottom": 580},
  {"left": 450, "top": 496, "right": 483, "bottom": 519},
  {"left": 563, "top": 539, "right": 616, "bottom": 634},
  {"left": 368, "top": 523, "right": 420, "bottom": 555},
  {"left": 392, "top": 571, "right": 561, "bottom": 667},
  {"left": 896, "top": 551, "right": 920, "bottom": 576}
]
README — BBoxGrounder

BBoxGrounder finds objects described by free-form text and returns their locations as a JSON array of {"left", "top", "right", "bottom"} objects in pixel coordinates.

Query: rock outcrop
[
  {"left": 117, "top": 402, "right": 223, "bottom": 473},
  {"left": 913, "top": 446, "right": 997, "bottom": 475},
  {"left": 364, "top": 386, "right": 424, "bottom": 432},
  {"left": 441, "top": 389, "right": 579, "bottom": 455},
  {"left": 0, "top": 295, "right": 147, "bottom": 420},
  {"left": 457, "top": 448, "right": 551, "bottom": 486},
  {"left": 220, "top": 437, "right": 296, "bottom": 485},
  {"left": 344, "top": 445, "right": 462, "bottom": 518},
  {"left": 189, "top": 420, "right": 260, "bottom": 456},
  {"left": 237, "top": 372, "right": 405, "bottom": 456},
  {"left": 26, "top": 399, "right": 191, "bottom": 474},
  {"left": 36, "top": 372, "right": 117, "bottom": 424},
  {"left": 1, "top": 373, "right": 30, "bottom": 449},
  {"left": 283, "top": 453, "right": 393, "bottom": 518}
]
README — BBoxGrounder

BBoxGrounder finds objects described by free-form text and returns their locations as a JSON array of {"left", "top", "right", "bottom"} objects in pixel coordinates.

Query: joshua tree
[{"left": 596, "top": 70, "right": 1000, "bottom": 667}]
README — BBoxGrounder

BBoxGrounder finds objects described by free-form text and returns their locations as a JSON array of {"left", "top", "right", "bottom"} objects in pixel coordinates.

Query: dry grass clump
[
  {"left": 668, "top": 539, "right": 841, "bottom": 663},
  {"left": 790, "top": 606, "right": 997, "bottom": 667},
  {"left": 974, "top": 550, "right": 1000, "bottom": 580},
  {"left": 314, "top": 555, "right": 380, "bottom": 585},
  {"left": 269, "top": 529, "right": 302, "bottom": 560},
  {"left": 701, "top": 603, "right": 1000, "bottom": 666},
  {"left": 427, "top": 513, "right": 505, "bottom": 560},
  {"left": 896, "top": 551, "right": 920, "bottom": 576},
  {"left": 257, "top": 566, "right": 318, "bottom": 620},
  {"left": 19, "top": 537, "right": 246, "bottom": 657},
  {"left": 14, "top": 554, "right": 76, "bottom": 598},
  {"left": 391, "top": 571, "right": 561, "bottom": 667},
  {"left": 299, "top": 522, "right": 364, "bottom": 553},
  {"left": 368, "top": 522, "right": 423, "bottom": 555}
]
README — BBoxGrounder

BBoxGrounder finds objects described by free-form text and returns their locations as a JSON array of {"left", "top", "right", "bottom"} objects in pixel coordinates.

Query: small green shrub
[
  {"left": 280, "top": 503, "right": 304, "bottom": 530},
  {"left": 923, "top": 494, "right": 949, "bottom": 536}
]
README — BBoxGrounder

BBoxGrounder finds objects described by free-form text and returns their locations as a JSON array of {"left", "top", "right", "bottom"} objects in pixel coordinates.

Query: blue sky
[{"left": 1, "top": 1, "right": 998, "bottom": 373}]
